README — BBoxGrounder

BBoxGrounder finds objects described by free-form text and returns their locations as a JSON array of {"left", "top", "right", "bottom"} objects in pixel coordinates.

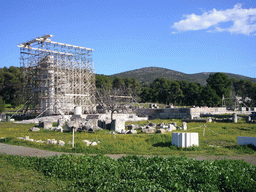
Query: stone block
[
  {"left": 168, "top": 124, "right": 176, "bottom": 131},
  {"left": 182, "top": 122, "right": 187, "bottom": 130},
  {"left": 172, "top": 132, "right": 199, "bottom": 148},
  {"left": 46, "top": 139, "right": 57, "bottom": 144},
  {"left": 126, "top": 130, "right": 137, "bottom": 134},
  {"left": 57, "top": 118, "right": 66, "bottom": 127},
  {"left": 42, "top": 121, "right": 53, "bottom": 129},
  {"left": 58, "top": 140, "right": 65, "bottom": 146},
  {"left": 237, "top": 136, "right": 256, "bottom": 146},
  {"left": 149, "top": 123, "right": 156, "bottom": 127},
  {"left": 159, "top": 123, "right": 168, "bottom": 129},
  {"left": 91, "top": 142, "right": 98, "bottom": 146},
  {"left": 17, "top": 137, "right": 23, "bottom": 140},
  {"left": 142, "top": 127, "right": 155, "bottom": 133},
  {"left": 111, "top": 119, "right": 125, "bottom": 133},
  {"left": 232, "top": 113, "right": 238, "bottom": 123},
  {"left": 82, "top": 140, "right": 92, "bottom": 146},
  {"left": 127, "top": 124, "right": 136, "bottom": 130},
  {"left": 30, "top": 127, "right": 40, "bottom": 132},
  {"left": 156, "top": 129, "right": 166, "bottom": 134}
]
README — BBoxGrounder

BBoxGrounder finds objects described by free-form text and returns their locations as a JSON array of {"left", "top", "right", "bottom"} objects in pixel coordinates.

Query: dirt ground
[{"left": 0, "top": 143, "right": 255, "bottom": 165}]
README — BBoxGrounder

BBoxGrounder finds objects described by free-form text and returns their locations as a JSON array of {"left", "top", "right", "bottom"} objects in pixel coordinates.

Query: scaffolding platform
[{"left": 18, "top": 34, "right": 95, "bottom": 115}]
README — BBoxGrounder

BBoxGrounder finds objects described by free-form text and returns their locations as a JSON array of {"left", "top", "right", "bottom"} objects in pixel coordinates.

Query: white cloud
[{"left": 172, "top": 3, "right": 256, "bottom": 35}]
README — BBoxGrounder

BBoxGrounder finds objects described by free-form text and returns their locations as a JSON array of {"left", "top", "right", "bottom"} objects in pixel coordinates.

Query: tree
[
  {"left": 112, "top": 77, "right": 125, "bottom": 89},
  {"left": 206, "top": 73, "right": 232, "bottom": 98},
  {"left": 182, "top": 82, "right": 202, "bottom": 106},
  {"left": 0, "top": 67, "right": 23, "bottom": 108},
  {"left": 150, "top": 77, "right": 169, "bottom": 103},
  {"left": 166, "top": 80, "right": 184, "bottom": 106},
  {"left": 96, "top": 87, "right": 134, "bottom": 120},
  {"left": 95, "top": 74, "right": 112, "bottom": 91},
  {"left": 0, "top": 97, "right": 5, "bottom": 112},
  {"left": 140, "top": 86, "right": 152, "bottom": 103},
  {"left": 201, "top": 85, "right": 221, "bottom": 107}
]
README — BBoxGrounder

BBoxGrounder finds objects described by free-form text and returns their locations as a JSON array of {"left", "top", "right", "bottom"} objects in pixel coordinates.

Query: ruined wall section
[
  {"left": 137, "top": 107, "right": 255, "bottom": 119},
  {"left": 136, "top": 108, "right": 190, "bottom": 119}
]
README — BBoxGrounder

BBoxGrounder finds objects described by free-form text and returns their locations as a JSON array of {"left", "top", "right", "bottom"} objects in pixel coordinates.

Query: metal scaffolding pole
[{"left": 18, "top": 34, "right": 95, "bottom": 115}]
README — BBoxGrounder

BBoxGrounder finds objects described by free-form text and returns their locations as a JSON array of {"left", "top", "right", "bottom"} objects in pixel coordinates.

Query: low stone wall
[
  {"left": 137, "top": 107, "right": 254, "bottom": 120},
  {"left": 136, "top": 108, "right": 190, "bottom": 119}
]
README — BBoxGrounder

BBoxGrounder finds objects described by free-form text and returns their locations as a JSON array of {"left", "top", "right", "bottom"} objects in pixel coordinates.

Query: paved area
[{"left": 0, "top": 143, "right": 255, "bottom": 165}]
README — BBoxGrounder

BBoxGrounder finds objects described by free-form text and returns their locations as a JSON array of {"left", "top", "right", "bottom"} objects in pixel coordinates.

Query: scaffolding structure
[{"left": 18, "top": 34, "right": 95, "bottom": 115}]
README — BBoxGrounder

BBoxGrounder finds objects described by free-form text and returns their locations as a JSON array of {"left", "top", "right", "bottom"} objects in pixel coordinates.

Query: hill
[{"left": 109, "top": 67, "right": 256, "bottom": 85}]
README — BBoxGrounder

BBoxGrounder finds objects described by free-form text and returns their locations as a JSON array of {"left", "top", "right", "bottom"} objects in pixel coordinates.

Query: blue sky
[{"left": 1, "top": 0, "right": 256, "bottom": 78}]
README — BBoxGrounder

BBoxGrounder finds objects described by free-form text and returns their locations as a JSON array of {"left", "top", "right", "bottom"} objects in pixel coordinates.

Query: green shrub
[{"left": 3, "top": 154, "right": 256, "bottom": 191}]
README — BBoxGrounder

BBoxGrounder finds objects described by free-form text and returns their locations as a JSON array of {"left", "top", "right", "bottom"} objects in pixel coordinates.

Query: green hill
[{"left": 109, "top": 67, "right": 256, "bottom": 85}]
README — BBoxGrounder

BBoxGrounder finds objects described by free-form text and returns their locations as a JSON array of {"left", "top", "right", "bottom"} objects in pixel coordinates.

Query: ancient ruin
[{"left": 18, "top": 34, "right": 95, "bottom": 115}]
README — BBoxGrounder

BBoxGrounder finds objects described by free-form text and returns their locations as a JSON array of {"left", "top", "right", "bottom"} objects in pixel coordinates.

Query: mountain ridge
[{"left": 108, "top": 67, "right": 256, "bottom": 85}]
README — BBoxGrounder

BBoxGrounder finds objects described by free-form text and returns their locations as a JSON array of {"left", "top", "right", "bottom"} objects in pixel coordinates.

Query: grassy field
[{"left": 0, "top": 118, "right": 256, "bottom": 156}]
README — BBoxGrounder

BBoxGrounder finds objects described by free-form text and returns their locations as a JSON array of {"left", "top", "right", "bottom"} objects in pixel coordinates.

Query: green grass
[{"left": 0, "top": 119, "right": 256, "bottom": 156}]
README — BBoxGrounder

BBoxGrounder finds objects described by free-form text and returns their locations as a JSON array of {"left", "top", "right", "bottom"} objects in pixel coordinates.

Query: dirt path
[{"left": 0, "top": 143, "right": 256, "bottom": 165}]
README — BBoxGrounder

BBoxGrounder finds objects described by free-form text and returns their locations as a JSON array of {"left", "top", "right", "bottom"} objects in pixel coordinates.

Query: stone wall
[
  {"left": 137, "top": 107, "right": 255, "bottom": 119},
  {"left": 136, "top": 108, "right": 190, "bottom": 119}
]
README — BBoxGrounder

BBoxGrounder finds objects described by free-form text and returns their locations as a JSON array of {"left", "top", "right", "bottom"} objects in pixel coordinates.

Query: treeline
[
  {"left": 98, "top": 73, "right": 256, "bottom": 107},
  {"left": 0, "top": 66, "right": 256, "bottom": 112},
  {"left": 0, "top": 67, "right": 23, "bottom": 111}
]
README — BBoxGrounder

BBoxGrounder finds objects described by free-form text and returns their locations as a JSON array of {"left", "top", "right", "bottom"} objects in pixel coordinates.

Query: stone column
[
  {"left": 182, "top": 122, "right": 187, "bottom": 130},
  {"left": 232, "top": 113, "right": 237, "bottom": 123}
]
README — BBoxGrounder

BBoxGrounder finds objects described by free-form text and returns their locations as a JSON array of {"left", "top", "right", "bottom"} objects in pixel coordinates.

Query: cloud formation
[{"left": 172, "top": 4, "right": 256, "bottom": 35}]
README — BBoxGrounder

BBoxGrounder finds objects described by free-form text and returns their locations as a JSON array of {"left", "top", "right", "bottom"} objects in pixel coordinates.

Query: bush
[{"left": 3, "top": 154, "right": 256, "bottom": 191}]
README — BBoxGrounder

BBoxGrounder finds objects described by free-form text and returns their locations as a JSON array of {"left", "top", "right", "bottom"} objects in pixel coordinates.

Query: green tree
[
  {"left": 0, "top": 66, "right": 23, "bottom": 108},
  {"left": 201, "top": 85, "right": 221, "bottom": 107},
  {"left": 150, "top": 77, "right": 169, "bottom": 103},
  {"left": 112, "top": 77, "right": 125, "bottom": 89},
  {"left": 0, "top": 97, "right": 5, "bottom": 112},
  {"left": 95, "top": 74, "right": 112, "bottom": 91},
  {"left": 183, "top": 82, "right": 202, "bottom": 106},
  {"left": 206, "top": 73, "right": 232, "bottom": 98},
  {"left": 166, "top": 80, "right": 184, "bottom": 105},
  {"left": 139, "top": 86, "right": 152, "bottom": 103}
]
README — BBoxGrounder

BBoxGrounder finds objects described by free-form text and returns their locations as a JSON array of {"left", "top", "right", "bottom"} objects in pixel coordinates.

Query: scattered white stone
[
  {"left": 58, "top": 140, "right": 65, "bottom": 146},
  {"left": 30, "top": 127, "right": 40, "bottom": 132},
  {"left": 10, "top": 119, "right": 15, "bottom": 122},
  {"left": 36, "top": 140, "right": 44, "bottom": 143},
  {"left": 156, "top": 129, "right": 166, "bottom": 134},
  {"left": 24, "top": 136, "right": 30, "bottom": 140},
  {"left": 91, "top": 142, "right": 98, "bottom": 146},
  {"left": 46, "top": 139, "right": 57, "bottom": 144},
  {"left": 55, "top": 126, "right": 63, "bottom": 132},
  {"left": 159, "top": 124, "right": 168, "bottom": 129},
  {"left": 168, "top": 124, "right": 176, "bottom": 130},
  {"left": 126, "top": 130, "right": 137, "bottom": 134},
  {"left": 82, "top": 140, "right": 91, "bottom": 146},
  {"left": 17, "top": 137, "right": 23, "bottom": 140}
]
